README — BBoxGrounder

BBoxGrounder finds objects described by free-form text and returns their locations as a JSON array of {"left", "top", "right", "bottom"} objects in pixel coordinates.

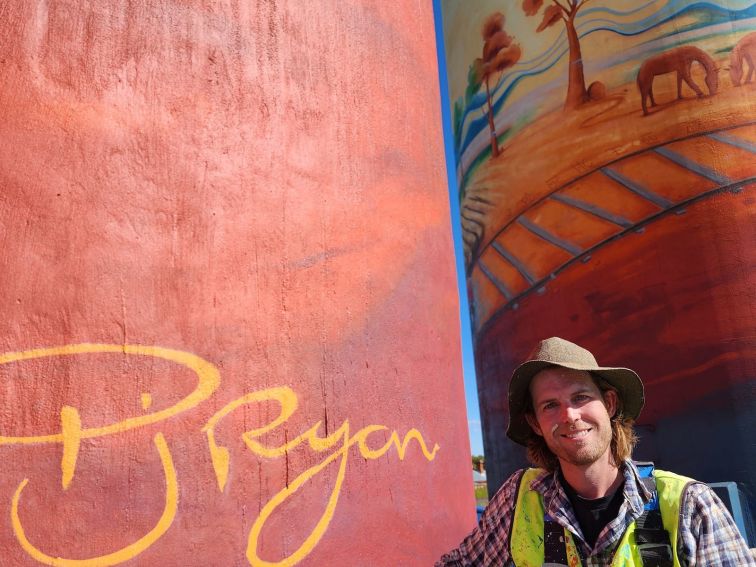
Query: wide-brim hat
[{"left": 506, "top": 337, "right": 644, "bottom": 445}]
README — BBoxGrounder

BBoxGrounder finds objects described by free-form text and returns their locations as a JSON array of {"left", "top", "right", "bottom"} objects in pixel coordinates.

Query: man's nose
[{"left": 561, "top": 405, "right": 579, "bottom": 423}]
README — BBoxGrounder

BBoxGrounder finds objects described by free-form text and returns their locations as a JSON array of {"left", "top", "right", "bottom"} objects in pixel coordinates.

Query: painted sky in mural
[{"left": 443, "top": 0, "right": 756, "bottom": 182}]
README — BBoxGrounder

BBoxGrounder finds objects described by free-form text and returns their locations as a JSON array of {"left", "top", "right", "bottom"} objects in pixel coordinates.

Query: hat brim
[{"left": 506, "top": 360, "right": 644, "bottom": 446}]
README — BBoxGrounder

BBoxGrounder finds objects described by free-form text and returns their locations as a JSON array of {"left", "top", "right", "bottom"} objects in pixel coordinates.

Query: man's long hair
[{"left": 525, "top": 372, "right": 638, "bottom": 472}]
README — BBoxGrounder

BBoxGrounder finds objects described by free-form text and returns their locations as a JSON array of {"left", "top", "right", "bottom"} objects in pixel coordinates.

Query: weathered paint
[
  {"left": 438, "top": 0, "right": 756, "bottom": 506},
  {"left": 0, "top": 2, "right": 474, "bottom": 565}
]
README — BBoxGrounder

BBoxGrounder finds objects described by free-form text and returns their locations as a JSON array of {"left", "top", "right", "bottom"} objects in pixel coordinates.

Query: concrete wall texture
[
  {"left": 439, "top": 0, "right": 755, "bottom": 506},
  {"left": 0, "top": 2, "right": 474, "bottom": 565}
]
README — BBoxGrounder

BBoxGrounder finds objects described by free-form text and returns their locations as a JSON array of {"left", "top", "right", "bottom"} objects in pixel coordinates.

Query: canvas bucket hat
[{"left": 506, "top": 337, "right": 644, "bottom": 445}]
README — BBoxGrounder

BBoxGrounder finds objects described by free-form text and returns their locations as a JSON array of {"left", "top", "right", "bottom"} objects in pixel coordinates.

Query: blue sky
[
  {"left": 433, "top": 1, "right": 485, "bottom": 458},
  {"left": 457, "top": 275, "right": 484, "bottom": 457}
]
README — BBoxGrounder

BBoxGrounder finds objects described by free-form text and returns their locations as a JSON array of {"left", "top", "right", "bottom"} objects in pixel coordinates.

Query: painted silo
[
  {"left": 438, "top": 0, "right": 755, "bottom": 515},
  {"left": 0, "top": 2, "right": 474, "bottom": 565}
]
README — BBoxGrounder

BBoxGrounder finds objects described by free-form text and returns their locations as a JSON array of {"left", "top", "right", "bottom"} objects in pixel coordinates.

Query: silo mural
[
  {"left": 0, "top": 2, "right": 474, "bottom": 565},
  {"left": 438, "top": 0, "right": 755, "bottom": 507}
]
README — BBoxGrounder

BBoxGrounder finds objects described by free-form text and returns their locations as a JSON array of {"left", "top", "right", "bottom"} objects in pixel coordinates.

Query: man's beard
[{"left": 548, "top": 421, "right": 613, "bottom": 467}]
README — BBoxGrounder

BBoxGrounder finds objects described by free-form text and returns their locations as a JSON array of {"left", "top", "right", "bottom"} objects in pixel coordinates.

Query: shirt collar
[
  {"left": 530, "top": 460, "right": 652, "bottom": 513},
  {"left": 622, "top": 460, "right": 654, "bottom": 513}
]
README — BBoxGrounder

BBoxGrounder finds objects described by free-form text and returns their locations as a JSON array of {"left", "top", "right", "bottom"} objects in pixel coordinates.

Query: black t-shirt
[{"left": 558, "top": 470, "right": 626, "bottom": 548}]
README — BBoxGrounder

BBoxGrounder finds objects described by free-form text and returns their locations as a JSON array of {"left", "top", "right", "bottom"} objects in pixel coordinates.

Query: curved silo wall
[
  {"left": 439, "top": 0, "right": 755, "bottom": 508},
  {"left": 0, "top": 2, "right": 474, "bottom": 565}
]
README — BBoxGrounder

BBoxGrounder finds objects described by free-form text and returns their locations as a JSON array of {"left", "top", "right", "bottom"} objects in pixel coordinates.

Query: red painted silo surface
[{"left": 0, "top": 2, "right": 474, "bottom": 565}]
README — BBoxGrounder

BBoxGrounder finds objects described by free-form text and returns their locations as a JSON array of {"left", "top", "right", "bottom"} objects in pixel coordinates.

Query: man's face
[{"left": 526, "top": 367, "right": 617, "bottom": 468}]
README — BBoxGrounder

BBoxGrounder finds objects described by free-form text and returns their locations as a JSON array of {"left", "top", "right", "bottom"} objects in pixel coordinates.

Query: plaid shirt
[{"left": 437, "top": 461, "right": 755, "bottom": 566}]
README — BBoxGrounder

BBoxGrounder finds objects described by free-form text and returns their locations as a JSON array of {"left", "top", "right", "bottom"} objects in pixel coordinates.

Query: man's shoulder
[
  {"left": 498, "top": 467, "right": 528, "bottom": 490},
  {"left": 629, "top": 462, "right": 699, "bottom": 488},
  {"left": 627, "top": 463, "right": 702, "bottom": 503},
  {"left": 504, "top": 467, "right": 549, "bottom": 485},
  {"left": 488, "top": 468, "right": 526, "bottom": 501},
  {"left": 653, "top": 468, "right": 698, "bottom": 483},
  {"left": 490, "top": 467, "right": 549, "bottom": 500},
  {"left": 652, "top": 468, "right": 705, "bottom": 499},
  {"left": 481, "top": 468, "right": 536, "bottom": 524}
]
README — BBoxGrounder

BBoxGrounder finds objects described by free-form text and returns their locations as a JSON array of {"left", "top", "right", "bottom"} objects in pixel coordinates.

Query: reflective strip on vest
[{"left": 510, "top": 468, "right": 693, "bottom": 567}]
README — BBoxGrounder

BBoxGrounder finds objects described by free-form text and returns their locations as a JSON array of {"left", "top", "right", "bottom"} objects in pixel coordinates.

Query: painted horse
[
  {"left": 636, "top": 45, "right": 719, "bottom": 116},
  {"left": 730, "top": 32, "right": 756, "bottom": 86}
]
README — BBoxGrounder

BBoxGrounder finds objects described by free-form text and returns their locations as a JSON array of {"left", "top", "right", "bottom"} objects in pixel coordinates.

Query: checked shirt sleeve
[
  {"left": 677, "top": 482, "right": 756, "bottom": 566},
  {"left": 435, "top": 470, "right": 524, "bottom": 567}
]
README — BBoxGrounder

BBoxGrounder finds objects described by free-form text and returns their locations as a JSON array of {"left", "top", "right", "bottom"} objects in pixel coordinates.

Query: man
[{"left": 438, "top": 337, "right": 754, "bottom": 566}]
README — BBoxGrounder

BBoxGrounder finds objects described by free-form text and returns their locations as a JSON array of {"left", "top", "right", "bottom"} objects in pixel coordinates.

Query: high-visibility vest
[{"left": 510, "top": 467, "right": 694, "bottom": 567}]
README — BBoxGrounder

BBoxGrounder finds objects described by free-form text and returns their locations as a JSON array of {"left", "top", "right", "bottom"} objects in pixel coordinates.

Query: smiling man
[{"left": 437, "top": 337, "right": 755, "bottom": 566}]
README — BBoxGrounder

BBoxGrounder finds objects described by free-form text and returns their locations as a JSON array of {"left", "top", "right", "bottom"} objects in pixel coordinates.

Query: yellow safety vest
[{"left": 510, "top": 468, "right": 693, "bottom": 567}]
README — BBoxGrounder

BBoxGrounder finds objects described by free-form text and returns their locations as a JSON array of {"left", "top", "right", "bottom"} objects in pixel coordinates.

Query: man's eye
[
  {"left": 542, "top": 402, "right": 557, "bottom": 410},
  {"left": 574, "top": 394, "right": 590, "bottom": 402}
]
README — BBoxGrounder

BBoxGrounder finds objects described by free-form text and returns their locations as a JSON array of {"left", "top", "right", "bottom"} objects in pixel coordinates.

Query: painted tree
[
  {"left": 473, "top": 13, "right": 521, "bottom": 158},
  {"left": 522, "top": 0, "right": 591, "bottom": 110}
]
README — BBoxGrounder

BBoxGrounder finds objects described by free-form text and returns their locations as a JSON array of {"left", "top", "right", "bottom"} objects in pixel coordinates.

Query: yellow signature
[{"left": 0, "top": 344, "right": 439, "bottom": 566}]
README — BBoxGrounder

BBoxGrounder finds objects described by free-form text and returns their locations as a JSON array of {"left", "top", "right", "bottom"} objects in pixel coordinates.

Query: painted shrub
[
  {"left": 440, "top": 0, "right": 756, "bottom": 505},
  {"left": 0, "top": 2, "right": 474, "bottom": 565}
]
